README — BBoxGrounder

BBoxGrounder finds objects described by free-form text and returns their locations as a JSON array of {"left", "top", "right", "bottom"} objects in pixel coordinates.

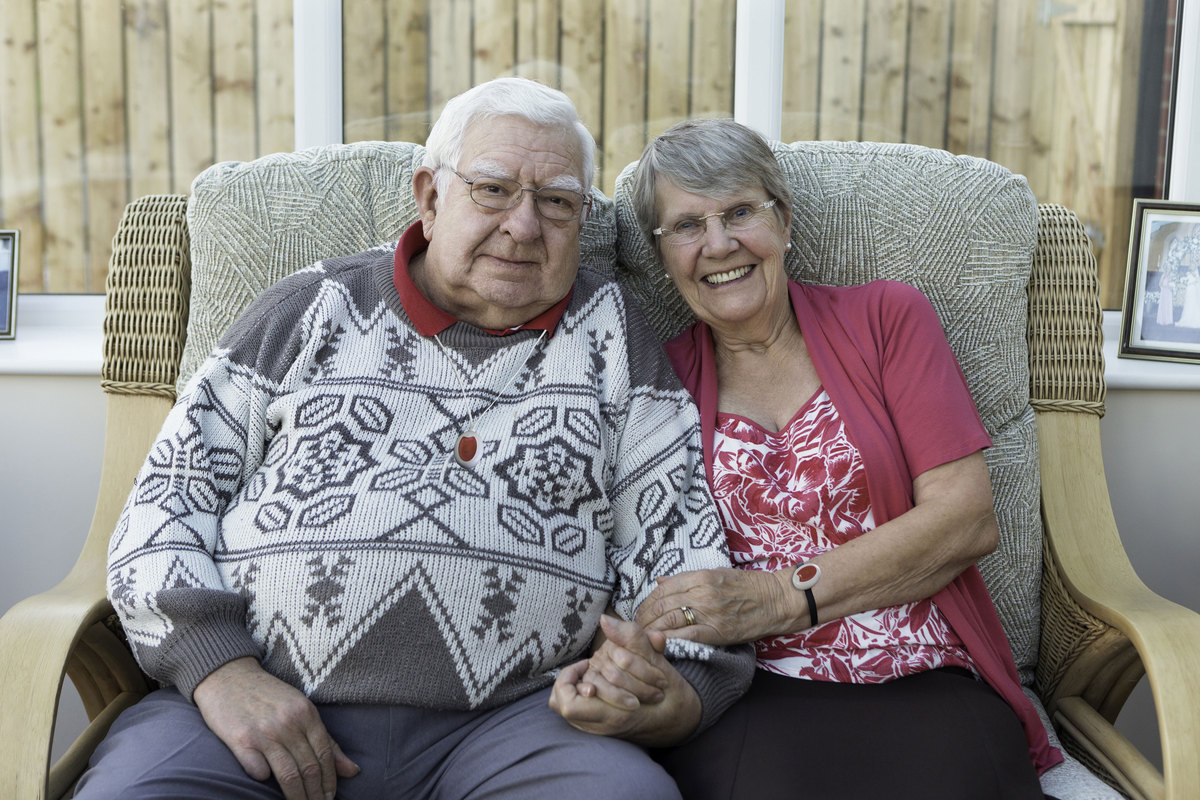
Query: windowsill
[
  {"left": 1102, "top": 310, "right": 1200, "bottom": 391},
  {"left": 0, "top": 295, "right": 105, "bottom": 376},
  {"left": 1, "top": 300, "right": 1199, "bottom": 391}
]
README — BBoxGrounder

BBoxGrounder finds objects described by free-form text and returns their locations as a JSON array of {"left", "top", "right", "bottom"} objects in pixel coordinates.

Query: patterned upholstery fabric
[
  {"left": 180, "top": 141, "right": 615, "bottom": 393},
  {"left": 613, "top": 141, "right": 1043, "bottom": 682}
]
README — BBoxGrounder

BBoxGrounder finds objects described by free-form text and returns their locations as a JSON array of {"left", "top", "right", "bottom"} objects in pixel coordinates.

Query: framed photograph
[
  {"left": 1119, "top": 200, "right": 1200, "bottom": 364},
  {"left": 0, "top": 230, "right": 18, "bottom": 340}
]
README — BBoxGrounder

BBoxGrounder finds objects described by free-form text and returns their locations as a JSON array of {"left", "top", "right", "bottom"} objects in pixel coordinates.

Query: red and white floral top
[{"left": 713, "top": 389, "right": 976, "bottom": 683}]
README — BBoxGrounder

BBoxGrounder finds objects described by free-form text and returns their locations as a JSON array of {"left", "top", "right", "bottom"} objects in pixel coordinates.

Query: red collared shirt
[{"left": 393, "top": 221, "right": 572, "bottom": 337}]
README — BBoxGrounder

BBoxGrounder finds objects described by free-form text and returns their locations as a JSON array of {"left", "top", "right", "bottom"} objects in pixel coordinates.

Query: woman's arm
[{"left": 637, "top": 450, "right": 998, "bottom": 644}]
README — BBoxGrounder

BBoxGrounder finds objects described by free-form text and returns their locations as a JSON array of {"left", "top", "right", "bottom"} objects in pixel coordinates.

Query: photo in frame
[
  {"left": 0, "top": 230, "right": 18, "bottom": 340},
  {"left": 1119, "top": 199, "right": 1200, "bottom": 364}
]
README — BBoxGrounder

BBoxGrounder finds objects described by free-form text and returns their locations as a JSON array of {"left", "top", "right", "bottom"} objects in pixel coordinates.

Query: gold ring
[{"left": 680, "top": 606, "right": 697, "bottom": 626}]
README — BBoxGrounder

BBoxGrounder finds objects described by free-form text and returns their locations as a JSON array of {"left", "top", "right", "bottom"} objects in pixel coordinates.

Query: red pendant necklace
[{"left": 431, "top": 330, "right": 546, "bottom": 468}]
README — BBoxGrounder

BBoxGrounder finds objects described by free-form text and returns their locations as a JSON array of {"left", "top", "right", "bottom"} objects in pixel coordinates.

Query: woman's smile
[{"left": 704, "top": 264, "right": 756, "bottom": 285}]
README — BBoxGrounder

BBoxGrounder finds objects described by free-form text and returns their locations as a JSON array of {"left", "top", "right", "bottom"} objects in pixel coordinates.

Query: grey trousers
[{"left": 73, "top": 686, "right": 680, "bottom": 800}]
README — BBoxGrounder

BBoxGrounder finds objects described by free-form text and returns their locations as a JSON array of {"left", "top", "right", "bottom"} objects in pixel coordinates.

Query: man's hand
[
  {"left": 192, "top": 657, "right": 359, "bottom": 800},
  {"left": 549, "top": 616, "right": 701, "bottom": 746}
]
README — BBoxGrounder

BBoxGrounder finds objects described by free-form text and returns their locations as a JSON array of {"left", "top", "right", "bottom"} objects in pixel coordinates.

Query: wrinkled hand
[
  {"left": 636, "top": 567, "right": 794, "bottom": 645},
  {"left": 192, "top": 657, "right": 359, "bottom": 800},
  {"left": 580, "top": 614, "right": 669, "bottom": 708},
  {"left": 550, "top": 616, "right": 700, "bottom": 746}
]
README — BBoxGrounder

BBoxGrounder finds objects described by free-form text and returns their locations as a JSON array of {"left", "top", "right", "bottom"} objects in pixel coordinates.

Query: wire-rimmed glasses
[
  {"left": 653, "top": 199, "right": 778, "bottom": 246},
  {"left": 448, "top": 169, "right": 591, "bottom": 222}
]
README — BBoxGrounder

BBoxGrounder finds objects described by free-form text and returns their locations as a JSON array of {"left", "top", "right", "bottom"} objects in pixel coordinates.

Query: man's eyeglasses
[
  {"left": 653, "top": 199, "right": 778, "bottom": 246},
  {"left": 448, "top": 169, "right": 591, "bottom": 221}
]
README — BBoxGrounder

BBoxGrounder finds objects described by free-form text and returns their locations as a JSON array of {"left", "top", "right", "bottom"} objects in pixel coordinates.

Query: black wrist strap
[{"left": 805, "top": 588, "right": 818, "bottom": 627}]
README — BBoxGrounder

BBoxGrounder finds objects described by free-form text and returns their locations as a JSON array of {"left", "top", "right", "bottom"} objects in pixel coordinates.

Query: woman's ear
[{"left": 413, "top": 166, "right": 439, "bottom": 236}]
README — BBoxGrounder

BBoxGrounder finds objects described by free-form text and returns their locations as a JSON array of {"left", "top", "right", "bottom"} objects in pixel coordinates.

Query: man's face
[{"left": 412, "top": 116, "right": 587, "bottom": 330}]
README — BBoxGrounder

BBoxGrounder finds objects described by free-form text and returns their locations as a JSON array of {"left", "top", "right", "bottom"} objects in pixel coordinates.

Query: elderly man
[{"left": 77, "top": 77, "right": 752, "bottom": 800}]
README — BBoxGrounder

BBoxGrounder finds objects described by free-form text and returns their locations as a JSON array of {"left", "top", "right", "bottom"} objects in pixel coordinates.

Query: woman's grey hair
[
  {"left": 629, "top": 118, "right": 791, "bottom": 253},
  {"left": 423, "top": 77, "right": 596, "bottom": 199}
]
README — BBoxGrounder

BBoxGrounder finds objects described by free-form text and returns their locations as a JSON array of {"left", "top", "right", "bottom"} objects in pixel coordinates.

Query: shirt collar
[{"left": 393, "top": 221, "right": 572, "bottom": 337}]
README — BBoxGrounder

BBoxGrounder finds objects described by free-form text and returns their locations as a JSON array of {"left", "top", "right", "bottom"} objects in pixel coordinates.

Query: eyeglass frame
[
  {"left": 653, "top": 198, "right": 779, "bottom": 245},
  {"left": 445, "top": 168, "right": 593, "bottom": 222}
]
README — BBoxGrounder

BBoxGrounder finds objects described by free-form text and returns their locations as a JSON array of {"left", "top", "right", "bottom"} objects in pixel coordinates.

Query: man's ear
[{"left": 413, "top": 166, "right": 438, "bottom": 236}]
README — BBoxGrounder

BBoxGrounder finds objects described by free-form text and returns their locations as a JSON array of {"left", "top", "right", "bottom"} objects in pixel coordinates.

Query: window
[
  {"left": 0, "top": 1, "right": 294, "bottom": 295},
  {"left": 0, "top": 0, "right": 1186, "bottom": 310},
  {"left": 340, "top": 0, "right": 737, "bottom": 196}
]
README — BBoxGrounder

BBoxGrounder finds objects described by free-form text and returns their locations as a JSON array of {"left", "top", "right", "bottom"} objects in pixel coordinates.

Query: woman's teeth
[{"left": 704, "top": 265, "right": 752, "bottom": 285}]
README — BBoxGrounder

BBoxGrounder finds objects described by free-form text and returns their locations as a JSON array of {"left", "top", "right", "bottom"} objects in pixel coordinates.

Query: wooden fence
[
  {"left": 0, "top": 0, "right": 1149, "bottom": 306},
  {"left": 0, "top": 0, "right": 294, "bottom": 294}
]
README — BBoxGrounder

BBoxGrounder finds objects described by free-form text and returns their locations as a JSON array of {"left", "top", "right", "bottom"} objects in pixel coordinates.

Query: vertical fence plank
[
  {"left": 861, "top": 0, "right": 908, "bottom": 143},
  {"left": 516, "top": 0, "right": 561, "bottom": 86},
  {"left": 258, "top": 0, "right": 294, "bottom": 155},
  {"left": 819, "top": 0, "right": 865, "bottom": 141},
  {"left": 81, "top": 0, "right": 129, "bottom": 292},
  {"left": 647, "top": 3, "right": 690, "bottom": 139},
  {"left": 990, "top": 1, "right": 1035, "bottom": 180},
  {"left": 602, "top": 0, "right": 647, "bottom": 194},
  {"left": 1, "top": 0, "right": 45, "bottom": 291},
  {"left": 125, "top": 1, "right": 172, "bottom": 200},
  {"left": 385, "top": 0, "right": 430, "bottom": 145},
  {"left": 170, "top": 0, "right": 214, "bottom": 192},
  {"left": 1099, "top": 1, "right": 1143, "bottom": 308},
  {"left": 428, "top": 0, "right": 472, "bottom": 116},
  {"left": 690, "top": 0, "right": 736, "bottom": 119},
  {"left": 344, "top": 0, "right": 386, "bottom": 143},
  {"left": 38, "top": 0, "right": 87, "bottom": 292},
  {"left": 475, "top": 0, "right": 517, "bottom": 82},
  {"left": 560, "top": 0, "right": 603, "bottom": 161},
  {"left": 213, "top": 0, "right": 257, "bottom": 162},
  {"left": 904, "top": 0, "right": 950, "bottom": 148},
  {"left": 783, "top": 0, "right": 823, "bottom": 142},
  {"left": 946, "top": 0, "right": 995, "bottom": 155}
]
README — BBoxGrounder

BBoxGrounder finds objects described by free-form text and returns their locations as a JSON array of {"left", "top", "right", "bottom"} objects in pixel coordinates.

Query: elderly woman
[{"left": 599, "top": 119, "right": 1063, "bottom": 799}]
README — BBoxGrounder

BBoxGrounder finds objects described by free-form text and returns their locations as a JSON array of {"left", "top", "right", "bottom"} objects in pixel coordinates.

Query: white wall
[{"left": 1, "top": 320, "right": 1197, "bottom": 770}]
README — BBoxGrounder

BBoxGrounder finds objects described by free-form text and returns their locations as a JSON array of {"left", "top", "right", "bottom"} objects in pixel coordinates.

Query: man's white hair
[{"left": 422, "top": 77, "right": 596, "bottom": 199}]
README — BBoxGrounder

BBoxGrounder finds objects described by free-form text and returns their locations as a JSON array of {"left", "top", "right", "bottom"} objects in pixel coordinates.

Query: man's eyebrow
[{"left": 465, "top": 158, "right": 585, "bottom": 194}]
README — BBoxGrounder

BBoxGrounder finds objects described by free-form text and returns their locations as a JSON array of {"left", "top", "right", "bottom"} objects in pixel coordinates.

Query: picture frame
[
  {"left": 0, "top": 230, "right": 18, "bottom": 340},
  {"left": 1119, "top": 199, "right": 1200, "bottom": 364}
]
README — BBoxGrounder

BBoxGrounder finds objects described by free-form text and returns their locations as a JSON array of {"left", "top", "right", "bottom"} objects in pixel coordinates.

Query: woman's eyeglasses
[{"left": 654, "top": 199, "right": 777, "bottom": 246}]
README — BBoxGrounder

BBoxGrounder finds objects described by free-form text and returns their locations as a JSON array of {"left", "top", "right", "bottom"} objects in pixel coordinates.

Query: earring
[{"left": 785, "top": 242, "right": 793, "bottom": 251}]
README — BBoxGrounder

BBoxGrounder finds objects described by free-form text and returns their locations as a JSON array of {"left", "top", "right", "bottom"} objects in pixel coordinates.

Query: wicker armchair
[{"left": 1, "top": 142, "right": 1198, "bottom": 800}]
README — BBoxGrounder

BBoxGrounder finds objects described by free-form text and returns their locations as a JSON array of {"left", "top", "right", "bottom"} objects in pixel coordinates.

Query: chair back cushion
[
  {"left": 180, "top": 141, "right": 615, "bottom": 391},
  {"left": 613, "top": 141, "right": 1042, "bottom": 680}
]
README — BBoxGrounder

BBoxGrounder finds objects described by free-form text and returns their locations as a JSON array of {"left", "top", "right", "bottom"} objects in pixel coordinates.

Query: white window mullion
[
  {"left": 293, "top": 0, "right": 343, "bottom": 150},
  {"left": 734, "top": 0, "right": 786, "bottom": 141}
]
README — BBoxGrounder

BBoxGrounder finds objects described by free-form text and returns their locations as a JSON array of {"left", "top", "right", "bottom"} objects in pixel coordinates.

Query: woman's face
[{"left": 654, "top": 177, "right": 792, "bottom": 336}]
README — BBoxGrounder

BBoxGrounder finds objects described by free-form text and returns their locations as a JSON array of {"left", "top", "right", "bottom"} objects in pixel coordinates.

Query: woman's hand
[
  {"left": 549, "top": 616, "right": 701, "bottom": 746},
  {"left": 636, "top": 567, "right": 798, "bottom": 646}
]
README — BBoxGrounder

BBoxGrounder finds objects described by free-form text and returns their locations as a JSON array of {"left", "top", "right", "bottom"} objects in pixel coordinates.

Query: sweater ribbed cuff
[
  {"left": 667, "top": 641, "right": 756, "bottom": 739},
  {"left": 150, "top": 590, "right": 265, "bottom": 701}
]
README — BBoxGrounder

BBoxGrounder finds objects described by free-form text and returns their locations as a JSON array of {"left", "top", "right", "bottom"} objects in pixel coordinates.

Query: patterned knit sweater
[{"left": 107, "top": 243, "right": 753, "bottom": 732}]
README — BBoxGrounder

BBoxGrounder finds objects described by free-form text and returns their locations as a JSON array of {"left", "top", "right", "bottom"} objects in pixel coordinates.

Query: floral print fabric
[{"left": 713, "top": 390, "right": 975, "bottom": 683}]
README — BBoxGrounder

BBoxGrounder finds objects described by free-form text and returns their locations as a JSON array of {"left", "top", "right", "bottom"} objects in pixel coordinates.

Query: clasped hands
[{"left": 551, "top": 567, "right": 791, "bottom": 745}]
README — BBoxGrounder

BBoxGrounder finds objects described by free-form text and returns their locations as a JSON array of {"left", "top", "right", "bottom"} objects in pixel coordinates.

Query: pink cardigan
[{"left": 664, "top": 279, "right": 1062, "bottom": 774}]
